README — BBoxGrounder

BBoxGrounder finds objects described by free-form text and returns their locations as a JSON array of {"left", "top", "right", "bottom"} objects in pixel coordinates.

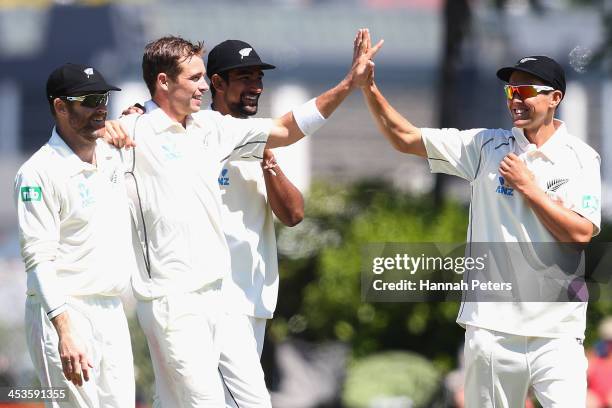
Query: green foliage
[
  {"left": 275, "top": 179, "right": 612, "bottom": 374},
  {"left": 275, "top": 180, "right": 468, "bottom": 369},
  {"left": 342, "top": 351, "right": 441, "bottom": 408}
]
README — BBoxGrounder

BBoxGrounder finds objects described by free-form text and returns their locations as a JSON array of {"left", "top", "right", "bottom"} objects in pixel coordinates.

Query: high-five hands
[
  {"left": 52, "top": 313, "right": 93, "bottom": 387},
  {"left": 348, "top": 28, "right": 384, "bottom": 89}
]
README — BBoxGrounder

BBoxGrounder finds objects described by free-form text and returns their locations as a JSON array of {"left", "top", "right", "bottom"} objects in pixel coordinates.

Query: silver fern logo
[
  {"left": 239, "top": 48, "right": 253, "bottom": 60},
  {"left": 546, "top": 178, "right": 569, "bottom": 192}
]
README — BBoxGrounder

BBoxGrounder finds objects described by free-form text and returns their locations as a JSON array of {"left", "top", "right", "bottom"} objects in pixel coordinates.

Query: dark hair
[
  {"left": 210, "top": 71, "right": 230, "bottom": 98},
  {"left": 142, "top": 36, "right": 204, "bottom": 97}
]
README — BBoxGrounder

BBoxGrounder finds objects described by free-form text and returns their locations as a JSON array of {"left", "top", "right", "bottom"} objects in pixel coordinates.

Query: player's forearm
[
  {"left": 263, "top": 165, "right": 304, "bottom": 227},
  {"left": 519, "top": 186, "right": 593, "bottom": 243},
  {"left": 314, "top": 77, "right": 353, "bottom": 119},
  {"left": 267, "top": 78, "right": 353, "bottom": 149},
  {"left": 362, "top": 82, "right": 427, "bottom": 157},
  {"left": 267, "top": 115, "right": 304, "bottom": 149}
]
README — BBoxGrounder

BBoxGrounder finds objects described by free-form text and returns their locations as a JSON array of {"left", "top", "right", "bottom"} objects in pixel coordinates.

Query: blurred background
[{"left": 1, "top": 0, "right": 612, "bottom": 407}]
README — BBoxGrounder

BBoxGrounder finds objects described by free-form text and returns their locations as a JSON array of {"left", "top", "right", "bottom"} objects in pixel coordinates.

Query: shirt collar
[
  {"left": 511, "top": 119, "right": 568, "bottom": 163},
  {"left": 48, "top": 127, "right": 109, "bottom": 176},
  {"left": 145, "top": 99, "right": 204, "bottom": 133}
]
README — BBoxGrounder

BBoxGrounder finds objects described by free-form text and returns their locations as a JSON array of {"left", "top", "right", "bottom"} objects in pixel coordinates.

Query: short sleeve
[
  {"left": 421, "top": 128, "right": 493, "bottom": 182},
  {"left": 566, "top": 153, "right": 601, "bottom": 236},
  {"left": 217, "top": 115, "right": 273, "bottom": 161},
  {"left": 14, "top": 166, "right": 61, "bottom": 270}
]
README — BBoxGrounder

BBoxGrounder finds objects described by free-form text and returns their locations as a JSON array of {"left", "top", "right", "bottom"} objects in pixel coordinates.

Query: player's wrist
[
  {"left": 292, "top": 98, "right": 327, "bottom": 136},
  {"left": 517, "top": 182, "right": 540, "bottom": 201}
]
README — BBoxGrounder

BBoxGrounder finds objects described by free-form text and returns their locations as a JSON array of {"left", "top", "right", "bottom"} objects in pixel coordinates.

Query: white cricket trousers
[
  {"left": 219, "top": 313, "right": 270, "bottom": 408},
  {"left": 137, "top": 281, "right": 224, "bottom": 408},
  {"left": 464, "top": 325, "right": 587, "bottom": 408},
  {"left": 25, "top": 295, "right": 135, "bottom": 408}
]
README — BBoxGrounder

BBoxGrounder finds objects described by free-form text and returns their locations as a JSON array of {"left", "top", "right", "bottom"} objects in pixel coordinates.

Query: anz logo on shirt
[
  {"left": 218, "top": 168, "right": 230, "bottom": 186},
  {"left": 495, "top": 176, "right": 514, "bottom": 197},
  {"left": 78, "top": 182, "right": 95, "bottom": 207}
]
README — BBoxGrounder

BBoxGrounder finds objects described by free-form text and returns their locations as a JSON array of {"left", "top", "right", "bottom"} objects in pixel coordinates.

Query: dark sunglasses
[
  {"left": 504, "top": 84, "right": 554, "bottom": 100},
  {"left": 62, "top": 92, "right": 109, "bottom": 108}
]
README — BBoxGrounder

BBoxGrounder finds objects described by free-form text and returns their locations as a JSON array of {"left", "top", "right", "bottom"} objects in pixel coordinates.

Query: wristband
[{"left": 292, "top": 98, "right": 326, "bottom": 136}]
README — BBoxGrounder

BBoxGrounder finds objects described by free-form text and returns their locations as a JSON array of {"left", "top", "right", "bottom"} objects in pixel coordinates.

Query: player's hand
[
  {"left": 499, "top": 153, "right": 535, "bottom": 194},
  {"left": 261, "top": 149, "right": 278, "bottom": 176},
  {"left": 104, "top": 120, "right": 136, "bottom": 149},
  {"left": 347, "top": 28, "right": 384, "bottom": 89},
  {"left": 121, "top": 103, "right": 145, "bottom": 116},
  {"left": 52, "top": 313, "right": 93, "bottom": 387},
  {"left": 58, "top": 332, "right": 93, "bottom": 386}
]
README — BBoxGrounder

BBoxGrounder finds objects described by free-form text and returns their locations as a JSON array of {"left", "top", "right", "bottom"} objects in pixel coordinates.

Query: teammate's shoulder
[
  {"left": 95, "top": 138, "right": 123, "bottom": 161},
  {"left": 563, "top": 132, "right": 599, "bottom": 159},
  {"left": 440, "top": 127, "right": 511, "bottom": 147},
  {"left": 194, "top": 109, "right": 223, "bottom": 121},
  {"left": 16, "top": 144, "right": 56, "bottom": 179},
  {"left": 479, "top": 127, "right": 513, "bottom": 141},
  {"left": 118, "top": 112, "right": 144, "bottom": 131}
]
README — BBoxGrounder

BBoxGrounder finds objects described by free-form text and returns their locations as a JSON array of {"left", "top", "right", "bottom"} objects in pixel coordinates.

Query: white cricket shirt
[
  {"left": 120, "top": 101, "right": 272, "bottom": 300},
  {"left": 15, "top": 129, "right": 135, "bottom": 299},
  {"left": 218, "top": 154, "right": 279, "bottom": 319},
  {"left": 422, "top": 120, "right": 601, "bottom": 338}
]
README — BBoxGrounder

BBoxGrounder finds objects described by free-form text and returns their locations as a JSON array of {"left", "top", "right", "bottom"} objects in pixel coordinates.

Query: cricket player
[
  {"left": 206, "top": 40, "right": 304, "bottom": 407},
  {"left": 15, "top": 63, "right": 136, "bottom": 407},
  {"left": 105, "top": 30, "right": 381, "bottom": 407},
  {"left": 359, "top": 30, "right": 600, "bottom": 408}
]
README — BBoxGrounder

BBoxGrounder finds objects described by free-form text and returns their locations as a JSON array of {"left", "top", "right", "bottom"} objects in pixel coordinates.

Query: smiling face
[
  {"left": 507, "top": 71, "right": 562, "bottom": 133},
  {"left": 213, "top": 67, "right": 264, "bottom": 118},
  {"left": 165, "top": 55, "right": 209, "bottom": 122},
  {"left": 59, "top": 97, "right": 108, "bottom": 142}
]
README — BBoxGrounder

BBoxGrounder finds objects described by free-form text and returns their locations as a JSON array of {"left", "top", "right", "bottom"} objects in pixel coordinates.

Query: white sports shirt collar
[
  {"left": 144, "top": 99, "right": 205, "bottom": 133},
  {"left": 48, "top": 127, "right": 112, "bottom": 176},
  {"left": 511, "top": 119, "right": 568, "bottom": 163}
]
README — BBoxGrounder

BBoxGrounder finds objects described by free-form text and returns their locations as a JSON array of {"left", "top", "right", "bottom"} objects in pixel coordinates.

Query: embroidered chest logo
[
  {"left": 495, "top": 176, "right": 514, "bottom": 196},
  {"left": 161, "top": 143, "right": 182, "bottom": 160},
  {"left": 546, "top": 178, "right": 569, "bottom": 193},
  {"left": 218, "top": 168, "right": 230, "bottom": 186},
  {"left": 78, "top": 182, "right": 95, "bottom": 207}
]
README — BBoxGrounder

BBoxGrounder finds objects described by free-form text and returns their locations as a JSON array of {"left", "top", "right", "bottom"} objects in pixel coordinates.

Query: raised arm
[
  {"left": 261, "top": 149, "right": 304, "bottom": 227},
  {"left": 266, "top": 28, "right": 383, "bottom": 148},
  {"left": 355, "top": 29, "right": 426, "bottom": 157},
  {"left": 361, "top": 81, "right": 427, "bottom": 157}
]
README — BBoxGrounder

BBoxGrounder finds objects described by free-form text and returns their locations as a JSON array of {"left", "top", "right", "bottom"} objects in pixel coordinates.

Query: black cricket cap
[
  {"left": 496, "top": 56, "right": 566, "bottom": 95},
  {"left": 206, "top": 40, "right": 275, "bottom": 79},
  {"left": 46, "top": 63, "right": 121, "bottom": 100}
]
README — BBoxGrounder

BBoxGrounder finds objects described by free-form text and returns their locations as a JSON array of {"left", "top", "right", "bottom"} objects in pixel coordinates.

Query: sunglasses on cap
[
  {"left": 504, "top": 84, "right": 555, "bottom": 100},
  {"left": 61, "top": 92, "right": 109, "bottom": 108}
]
